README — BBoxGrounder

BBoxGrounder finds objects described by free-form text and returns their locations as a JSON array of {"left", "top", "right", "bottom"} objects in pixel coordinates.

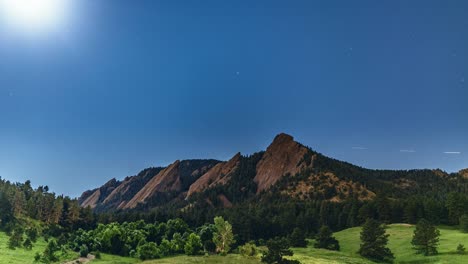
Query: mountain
[
  {"left": 80, "top": 160, "right": 219, "bottom": 212},
  {"left": 79, "top": 133, "right": 468, "bottom": 212}
]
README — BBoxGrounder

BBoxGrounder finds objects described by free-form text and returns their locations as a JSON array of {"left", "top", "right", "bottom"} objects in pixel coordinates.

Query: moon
[{"left": 0, "top": 0, "right": 70, "bottom": 34}]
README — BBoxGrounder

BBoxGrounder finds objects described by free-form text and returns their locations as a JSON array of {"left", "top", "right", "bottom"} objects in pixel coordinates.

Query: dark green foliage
[
  {"left": 314, "top": 225, "right": 339, "bottom": 251},
  {"left": 184, "top": 233, "right": 203, "bottom": 255},
  {"left": 411, "top": 219, "right": 440, "bottom": 256},
  {"left": 159, "top": 239, "right": 172, "bottom": 257},
  {"left": 79, "top": 245, "right": 89, "bottom": 258},
  {"left": 42, "top": 239, "right": 60, "bottom": 262},
  {"left": 261, "top": 237, "right": 300, "bottom": 264},
  {"left": 289, "top": 227, "right": 307, "bottom": 247},
  {"left": 137, "top": 242, "right": 160, "bottom": 260},
  {"left": 456, "top": 244, "right": 466, "bottom": 254},
  {"left": 459, "top": 214, "right": 468, "bottom": 233},
  {"left": 8, "top": 226, "right": 24, "bottom": 249},
  {"left": 23, "top": 237, "right": 33, "bottom": 250},
  {"left": 0, "top": 191, "right": 13, "bottom": 227},
  {"left": 26, "top": 227, "right": 39, "bottom": 243},
  {"left": 359, "top": 219, "right": 394, "bottom": 263},
  {"left": 34, "top": 252, "right": 41, "bottom": 262},
  {"left": 446, "top": 192, "right": 467, "bottom": 225},
  {"left": 197, "top": 224, "right": 216, "bottom": 253}
]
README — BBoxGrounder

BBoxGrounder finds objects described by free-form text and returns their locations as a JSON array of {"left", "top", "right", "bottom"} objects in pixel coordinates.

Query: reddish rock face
[
  {"left": 124, "top": 161, "right": 182, "bottom": 209},
  {"left": 81, "top": 189, "right": 101, "bottom": 209},
  {"left": 187, "top": 153, "right": 241, "bottom": 198},
  {"left": 460, "top": 169, "right": 468, "bottom": 179},
  {"left": 254, "top": 133, "right": 313, "bottom": 193},
  {"left": 80, "top": 178, "right": 120, "bottom": 209}
]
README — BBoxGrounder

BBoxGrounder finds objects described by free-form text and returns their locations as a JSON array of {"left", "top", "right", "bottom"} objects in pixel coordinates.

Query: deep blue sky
[{"left": 0, "top": 0, "right": 467, "bottom": 197}]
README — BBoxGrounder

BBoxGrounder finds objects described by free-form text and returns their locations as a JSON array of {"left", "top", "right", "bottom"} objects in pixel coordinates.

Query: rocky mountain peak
[{"left": 254, "top": 133, "right": 312, "bottom": 193}]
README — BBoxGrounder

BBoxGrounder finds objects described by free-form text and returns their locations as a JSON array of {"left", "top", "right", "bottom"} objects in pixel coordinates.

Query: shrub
[
  {"left": 79, "top": 245, "right": 89, "bottom": 258},
  {"left": 137, "top": 242, "right": 160, "bottom": 260},
  {"left": 34, "top": 252, "right": 41, "bottom": 262},
  {"left": 8, "top": 227, "right": 24, "bottom": 249},
  {"left": 43, "top": 239, "right": 60, "bottom": 262},
  {"left": 239, "top": 242, "right": 258, "bottom": 257},
  {"left": 184, "top": 233, "right": 203, "bottom": 256},
  {"left": 457, "top": 244, "right": 466, "bottom": 254},
  {"left": 159, "top": 239, "right": 172, "bottom": 256},
  {"left": 23, "top": 238, "right": 33, "bottom": 250}
]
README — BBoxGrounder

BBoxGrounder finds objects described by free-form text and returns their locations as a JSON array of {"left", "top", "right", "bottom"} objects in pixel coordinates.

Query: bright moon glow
[{"left": 0, "top": 0, "right": 69, "bottom": 34}]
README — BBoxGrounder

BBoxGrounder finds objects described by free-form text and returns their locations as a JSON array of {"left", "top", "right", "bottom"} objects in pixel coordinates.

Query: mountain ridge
[{"left": 79, "top": 133, "right": 467, "bottom": 212}]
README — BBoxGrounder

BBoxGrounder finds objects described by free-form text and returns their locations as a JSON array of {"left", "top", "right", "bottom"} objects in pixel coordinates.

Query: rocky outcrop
[
  {"left": 102, "top": 167, "right": 163, "bottom": 210},
  {"left": 80, "top": 178, "right": 120, "bottom": 209},
  {"left": 460, "top": 169, "right": 468, "bottom": 179},
  {"left": 187, "top": 153, "right": 241, "bottom": 198},
  {"left": 122, "top": 159, "right": 219, "bottom": 209},
  {"left": 254, "top": 133, "right": 313, "bottom": 193}
]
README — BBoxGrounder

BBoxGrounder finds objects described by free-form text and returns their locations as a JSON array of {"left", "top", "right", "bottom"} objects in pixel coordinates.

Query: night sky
[{"left": 0, "top": 0, "right": 467, "bottom": 197}]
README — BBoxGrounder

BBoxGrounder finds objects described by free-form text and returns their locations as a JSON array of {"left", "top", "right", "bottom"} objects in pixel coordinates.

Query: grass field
[
  {"left": 0, "top": 231, "right": 78, "bottom": 264},
  {"left": 2, "top": 224, "right": 467, "bottom": 263},
  {"left": 91, "top": 224, "right": 468, "bottom": 264},
  {"left": 290, "top": 224, "right": 468, "bottom": 264}
]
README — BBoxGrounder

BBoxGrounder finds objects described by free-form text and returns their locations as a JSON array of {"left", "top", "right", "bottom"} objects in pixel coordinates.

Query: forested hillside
[{"left": 79, "top": 133, "right": 468, "bottom": 244}]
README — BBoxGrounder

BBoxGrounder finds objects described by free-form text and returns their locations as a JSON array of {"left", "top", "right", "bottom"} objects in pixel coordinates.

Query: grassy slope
[
  {"left": 0, "top": 231, "right": 78, "bottom": 264},
  {"left": 291, "top": 224, "right": 468, "bottom": 264},
  {"left": 88, "top": 224, "right": 468, "bottom": 264}
]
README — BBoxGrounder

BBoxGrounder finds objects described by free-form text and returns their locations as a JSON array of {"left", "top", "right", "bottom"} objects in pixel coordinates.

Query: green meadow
[
  {"left": 1, "top": 224, "right": 467, "bottom": 264},
  {"left": 0, "top": 231, "right": 77, "bottom": 264}
]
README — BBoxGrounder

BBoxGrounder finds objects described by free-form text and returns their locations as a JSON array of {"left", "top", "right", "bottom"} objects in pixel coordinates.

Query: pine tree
[
  {"left": 261, "top": 237, "right": 299, "bottom": 264},
  {"left": 289, "top": 227, "right": 307, "bottom": 247},
  {"left": 411, "top": 219, "right": 440, "bottom": 256},
  {"left": 359, "top": 218, "right": 394, "bottom": 263},
  {"left": 314, "top": 225, "right": 340, "bottom": 251}
]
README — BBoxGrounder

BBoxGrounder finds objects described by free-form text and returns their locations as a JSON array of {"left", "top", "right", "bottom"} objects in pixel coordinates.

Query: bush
[
  {"left": 79, "top": 245, "right": 89, "bottom": 258},
  {"left": 93, "top": 251, "right": 101, "bottom": 259},
  {"left": 159, "top": 239, "right": 172, "bottom": 256},
  {"left": 457, "top": 244, "right": 466, "bottom": 254},
  {"left": 34, "top": 252, "right": 41, "bottom": 262},
  {"left": 8, "top": 227, "right": 24, "bottom": 249},
  {"left": 239, "top": 242, "right": 258, "bottom": 257},
  {"left": 23, "top": 238, "right": 33, "bottom": 250},
  {"left": 43, "top": 239, "right": 60, "bottom": 262},
  {"left": 137, "top": 242, "right": 160, "bottom": 260},
  {"left": 184, "top": 233, "right": 203, "bottom": 256},
  {"left": 26, "top": 227, "right": 39, "bottom": 243}
]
